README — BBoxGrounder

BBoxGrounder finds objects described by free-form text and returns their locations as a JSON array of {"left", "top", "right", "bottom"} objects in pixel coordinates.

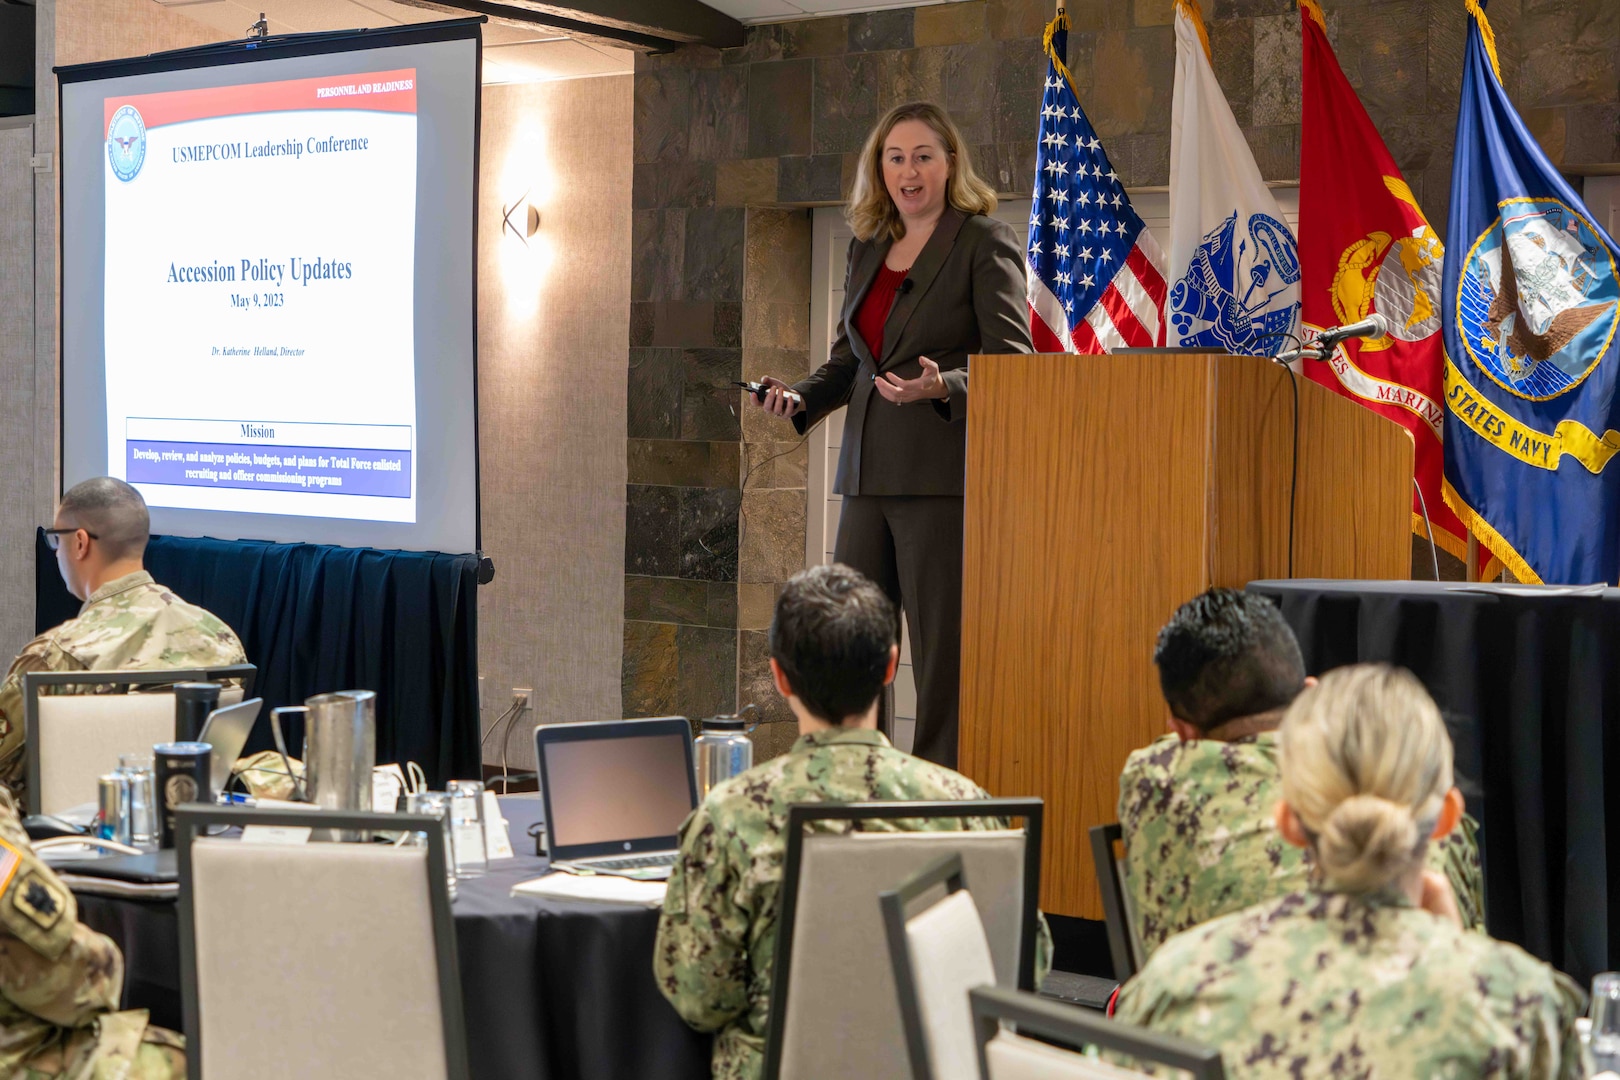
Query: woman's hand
[
  {"left": 1418, "top": 869, "right": 1463, "bottom": 927},
  {"left": 753, "top": 376, "right": 802, "bottom": 418},
  {"left": 873, "top": 357, "right": 949, "bottom": 405}
]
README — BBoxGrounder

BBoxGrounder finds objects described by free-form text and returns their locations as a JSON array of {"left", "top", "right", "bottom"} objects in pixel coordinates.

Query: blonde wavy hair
[
  {"left": 845, "top": 101, "right": 997, "bottom": 243},
  {"left": 1278, "top": 664, "right": 1453, "bottom": 894}
]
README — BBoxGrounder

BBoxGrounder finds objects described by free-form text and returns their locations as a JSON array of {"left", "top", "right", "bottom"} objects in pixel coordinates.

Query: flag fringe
[
  {"left": 1174, "top": 0, "right": 1213, "bottom": 64},
  {"left": 1297, "top": 0, "right": 1326, "bottom": 31},
  {"left": 1041, "top": 11, "right": 1084, "bottom": 97},
  {"left": 1411, "top": 511, "right": 1469, "bottom": 564},
  {"left": 1463, "top": 0, "right": 1503, "bottom": 84},
  {"left": 1441, "top": 477, "right": 1544, "bottom": 584}
]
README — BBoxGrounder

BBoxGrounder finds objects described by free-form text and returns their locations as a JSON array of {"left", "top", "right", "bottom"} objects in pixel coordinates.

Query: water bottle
[
  {"left": 1591, "top": 973, "right": 1620, "bottom": 1077},
  {"left": 694, "top": 711, "right": 755, "bottom": 797}
]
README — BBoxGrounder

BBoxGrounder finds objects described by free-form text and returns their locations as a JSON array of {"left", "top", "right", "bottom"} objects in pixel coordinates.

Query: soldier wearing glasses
[{"left": 0, "top": 477, "right": 245, "bottom": 798}]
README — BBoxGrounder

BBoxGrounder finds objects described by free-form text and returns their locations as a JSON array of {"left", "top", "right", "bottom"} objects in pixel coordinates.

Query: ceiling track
[{"left": 398, "top": 0, "right": 743, "bottom": 52}]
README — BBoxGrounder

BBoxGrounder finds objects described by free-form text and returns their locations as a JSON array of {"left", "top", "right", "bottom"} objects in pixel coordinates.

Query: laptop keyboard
[{"left": 588, "top": 853, "right": 676, "bottom": 871}]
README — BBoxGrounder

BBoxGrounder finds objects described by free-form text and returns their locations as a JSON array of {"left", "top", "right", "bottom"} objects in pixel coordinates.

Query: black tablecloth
[
  {"left": 35, "top": 531, "right": 483, "bottom": 786},
  {"left": 1248, "top": 579, "right": 1620, "bottom": 983},
  {"left": 74, "top": 827, "right": 711, "bottom": 1080}
]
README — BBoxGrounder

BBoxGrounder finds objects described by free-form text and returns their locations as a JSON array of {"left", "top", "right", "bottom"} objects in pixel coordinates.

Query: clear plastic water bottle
[
  {"left": 1591, "top": 973, "right": 1620, "bottom": 1076},
  {"left": 695, "top": 711, "right": 755, "bottom": 798}
]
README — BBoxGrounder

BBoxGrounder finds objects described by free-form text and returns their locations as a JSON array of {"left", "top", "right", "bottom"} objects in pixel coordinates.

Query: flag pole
[{"left": 1466, "top": 531, "right": 1480, "bottom": 582}]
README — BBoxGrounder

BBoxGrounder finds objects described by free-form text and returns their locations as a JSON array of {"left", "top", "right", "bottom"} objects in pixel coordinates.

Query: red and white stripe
[{"left": 1028, "top": 230, "right": 1168, "bottom": 355}]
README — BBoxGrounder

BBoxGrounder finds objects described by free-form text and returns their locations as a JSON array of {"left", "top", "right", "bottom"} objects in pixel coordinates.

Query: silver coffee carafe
[{"left": 303, "top": 690, "right": 377, "bottom": 815}]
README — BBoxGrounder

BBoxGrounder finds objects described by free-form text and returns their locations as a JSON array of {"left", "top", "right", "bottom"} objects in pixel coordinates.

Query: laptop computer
[
  {"left": 197, "top": 698, "right": 263, "bottom": 795},
  {"left": 534, "top": 717, "right": 697, "bottom": 880}
]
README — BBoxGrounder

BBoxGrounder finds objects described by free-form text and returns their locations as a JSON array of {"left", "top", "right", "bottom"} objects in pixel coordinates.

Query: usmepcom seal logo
[
  {"left": 1459, "top": 198, "right": 1619, "bottom": 401},
  {"left": 106, "top": 105, "right": 146, "bottom": 183},
  {"left": 1169, "top": 210, "right": 1301, "bottom": 355}
]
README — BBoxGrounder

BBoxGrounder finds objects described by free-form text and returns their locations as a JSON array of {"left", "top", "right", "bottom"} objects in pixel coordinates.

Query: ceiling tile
[
  {"left": 483, "top": 38, "right": 633, "bottom": 82},
  {"left": 699, "top": 0, "right": 806, "bottom": 22}
]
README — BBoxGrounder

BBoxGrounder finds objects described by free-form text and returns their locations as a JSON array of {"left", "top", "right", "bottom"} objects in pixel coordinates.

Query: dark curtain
[
  {"left": 1247, "top": 579, "right": 1620, "bottom": 984},
  {"left": 36, "top": 532, "right": 480, "bottom": 785}
]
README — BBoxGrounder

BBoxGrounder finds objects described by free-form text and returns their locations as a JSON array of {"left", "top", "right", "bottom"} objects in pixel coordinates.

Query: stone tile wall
[{"left": 625, "top": 0, "right": 1620, "bottom": 757}]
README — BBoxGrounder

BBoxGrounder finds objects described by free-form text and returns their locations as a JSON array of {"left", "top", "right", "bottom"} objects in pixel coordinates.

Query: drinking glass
[
  {"left": 117, "top": 754, "right": 158, "bottom": 851},
  {"left": 1592, "top": 973, "right": 1620, "bottom": 1073},
  {"left": 406, "top": 791, "right": 457, "bottom": 900},
  {"left": 446, "top": 779, "right": 487, "bottom": 878}
]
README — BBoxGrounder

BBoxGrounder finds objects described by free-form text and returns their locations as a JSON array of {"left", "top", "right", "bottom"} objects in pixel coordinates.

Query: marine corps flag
[
  {"left": 1442, "top": 0, "right": 1620, "bottom": 584},
  {"left": 1296, "top": 0, "right": 1467, "bottom": 561}
]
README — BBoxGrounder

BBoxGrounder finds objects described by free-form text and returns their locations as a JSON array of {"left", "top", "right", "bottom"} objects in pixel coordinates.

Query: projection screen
[{"left": 58, "top": 20, "right": 481, "bottom": 553}]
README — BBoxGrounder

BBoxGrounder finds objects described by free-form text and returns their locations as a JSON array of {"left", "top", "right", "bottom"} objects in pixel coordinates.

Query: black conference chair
[
  {"left": 1089, "top": 823, "right": 1141, "bottom": 981},
  {"left": 882, "top": 852, "right": 999, "bottom": 1080},
  {"left": 23, "top": 663, "right": 258, "bottom": 816},
  {"left": 176, "top": 804, "right": 469, "bottom": 1080},
  {"left": 970, "top": 984, "right": 1225, "bottom": 1079},
  {"left": 763, "top": 798, "right": 1043, "bottom": 1080}
]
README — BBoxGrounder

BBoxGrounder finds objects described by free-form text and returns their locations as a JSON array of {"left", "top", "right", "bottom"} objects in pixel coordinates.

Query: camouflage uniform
[
  {"left": 0, "top": 787, "right": 185, "bottom": 1079},
  {"left": 1118, "top": 732, "right": 1486, "bottom": 956},
  {"left": 0, "top": 571, "right": 246, "bottom": 794},
  {"left": 654, "top": 726, "right": 1052, "bottom": 1080},
  {"left": 1113, "top": 888, "right": 1585, "bottom": 1079}
]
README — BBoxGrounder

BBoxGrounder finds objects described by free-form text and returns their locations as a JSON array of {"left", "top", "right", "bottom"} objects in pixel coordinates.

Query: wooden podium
[{"left": 958, "top": 352, "right": 1411, "bottom": 918}]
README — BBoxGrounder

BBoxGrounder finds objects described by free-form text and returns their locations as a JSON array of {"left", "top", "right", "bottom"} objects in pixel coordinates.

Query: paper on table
[
  {"left": 483, "top": 791, "right": 514, "bottom": 860},
  {"left": 512, "top": 872, "right": 667, "bottom": 908},
  {"left": 241, "top": 824, "right": 312, "bottom": 846}
]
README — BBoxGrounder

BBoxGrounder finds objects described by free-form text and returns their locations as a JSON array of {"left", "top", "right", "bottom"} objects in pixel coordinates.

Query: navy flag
[{"left": 1442, "top": 0, "right": 1620, "bottom": 584}]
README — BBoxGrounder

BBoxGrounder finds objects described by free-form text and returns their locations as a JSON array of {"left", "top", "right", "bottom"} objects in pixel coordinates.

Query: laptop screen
[{"left": 542, "top": 729, "right": 695, "bottom": 851}]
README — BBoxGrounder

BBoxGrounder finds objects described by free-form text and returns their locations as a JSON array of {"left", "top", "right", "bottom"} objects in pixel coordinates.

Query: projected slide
[{"left": 102, "top": 70, "right": 418, "bottom": 523}]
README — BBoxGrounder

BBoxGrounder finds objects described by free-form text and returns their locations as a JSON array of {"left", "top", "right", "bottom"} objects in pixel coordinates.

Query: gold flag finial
[
  {"left": 1043, "top": 9, "right": 1080, "bottom": 93},
  {"left": 1464, "top": 0, "right": 1503, "bottom": 83},
  {"left": 1175, "top": 0, "right": 1214, "bottom": 64}
]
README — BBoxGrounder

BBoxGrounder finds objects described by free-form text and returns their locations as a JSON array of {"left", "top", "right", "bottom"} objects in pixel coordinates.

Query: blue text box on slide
[{"left": 127, "top": 440, "right": 412, "bottom": 498}]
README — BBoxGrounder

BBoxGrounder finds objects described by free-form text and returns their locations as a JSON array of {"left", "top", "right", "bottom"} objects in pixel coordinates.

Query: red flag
[{"left": 1298, "top": 0, "right": 1471, "bottom": 566}]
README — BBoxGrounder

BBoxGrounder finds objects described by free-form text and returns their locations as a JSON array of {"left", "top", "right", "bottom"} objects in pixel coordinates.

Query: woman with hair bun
[{"left": 1114, "top": 663, "right": 1585, "bottom": 1079}]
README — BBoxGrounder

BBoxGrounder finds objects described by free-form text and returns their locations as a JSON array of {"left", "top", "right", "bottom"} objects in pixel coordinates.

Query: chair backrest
[
  {"left": 176, "top": 805, "right": 469, "bottom": 1080},
  {"left": 1089, "top": 824, "right": 1143, "bottom": 981},
  {"left": 764, "top": 798, "right": 1043, "bottom": 1080},
  {"left": 24, "top": 667, "right": 255, "bottom": 816},
  {"left": 970, "top": 986, "right": 1224, "bottom": 1080},
  {"left": 882, "top": 853, "right": 998, "bottom": 1080}
]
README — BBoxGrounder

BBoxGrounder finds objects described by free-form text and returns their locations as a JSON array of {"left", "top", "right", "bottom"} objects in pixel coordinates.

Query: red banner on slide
[{"left": 104, "top": 68, "right": 417, "bottom": 131}]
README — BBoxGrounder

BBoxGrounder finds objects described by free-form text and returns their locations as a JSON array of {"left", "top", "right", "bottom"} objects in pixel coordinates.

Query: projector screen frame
[{"left": 54, "top": 17, "right": 486, "bottom": 554}]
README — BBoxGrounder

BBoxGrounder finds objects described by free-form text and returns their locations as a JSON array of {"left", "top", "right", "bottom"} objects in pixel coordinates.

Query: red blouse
[{"left": 855, "top": 264, "right": 911, "bottom": 361}]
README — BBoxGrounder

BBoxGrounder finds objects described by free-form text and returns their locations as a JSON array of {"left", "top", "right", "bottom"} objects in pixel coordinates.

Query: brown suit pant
[{"left": 834, "top": 495, "right": 963, "bottom": 768}]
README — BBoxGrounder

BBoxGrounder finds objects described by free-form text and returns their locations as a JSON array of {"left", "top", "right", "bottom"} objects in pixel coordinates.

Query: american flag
[{"left": 1027, "top": 14, "right": 1167, "bottom": 353}]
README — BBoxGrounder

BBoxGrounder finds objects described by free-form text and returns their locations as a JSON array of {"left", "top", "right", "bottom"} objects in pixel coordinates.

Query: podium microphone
[
  {"left": 1275, "top": 313, "right": 1389, "bottom": 363},
  {"left": 1317, "top": 312, "right": 1389, "bottom": 346}
]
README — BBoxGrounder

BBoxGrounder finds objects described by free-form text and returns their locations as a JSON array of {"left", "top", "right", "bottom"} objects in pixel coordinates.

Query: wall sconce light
[{"left": 502, "top": 190, "right": 541, "bottom": 245}]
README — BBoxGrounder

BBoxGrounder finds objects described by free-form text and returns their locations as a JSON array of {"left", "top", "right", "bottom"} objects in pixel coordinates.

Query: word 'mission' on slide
[{"left": 104, "top": 70, "right": 419, "bottom": 524}]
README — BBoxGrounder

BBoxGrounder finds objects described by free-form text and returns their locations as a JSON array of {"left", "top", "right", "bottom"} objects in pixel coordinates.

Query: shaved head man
[
  {"left": 49, "top": 477, "right": 152, "bottom": 601},
  {"left": 0, "top": 477, "right": 246, "bottom": 795},
  {"left": 0, "top": 481, "right": 207, "bottom": 1078}
]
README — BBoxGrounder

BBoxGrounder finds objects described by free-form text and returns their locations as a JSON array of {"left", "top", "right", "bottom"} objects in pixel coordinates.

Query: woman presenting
[{"left": 751, "top": 101, "right": 1032, "bottom": 768}]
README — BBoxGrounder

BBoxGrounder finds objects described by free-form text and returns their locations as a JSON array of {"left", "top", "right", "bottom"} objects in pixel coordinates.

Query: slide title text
[{"left": 166, "top": 256, "right": 353, "bottom": 286}]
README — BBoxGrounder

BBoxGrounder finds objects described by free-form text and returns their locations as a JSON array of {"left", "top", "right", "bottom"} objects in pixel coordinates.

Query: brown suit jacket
[{"left": 791, "top": 206, "right": 1033, "bottom": 497}]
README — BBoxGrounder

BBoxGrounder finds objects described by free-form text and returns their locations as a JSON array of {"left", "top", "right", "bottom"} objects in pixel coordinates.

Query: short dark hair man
[
  {"left": 1119, "top": 588, "right": 1484, "bottom": 957},
  {"left": 0, "top": 478, "right": 246, "bottom": 794},
  {"left": 655, "top": 564, "right": 1049, "bottom": 1080}
]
